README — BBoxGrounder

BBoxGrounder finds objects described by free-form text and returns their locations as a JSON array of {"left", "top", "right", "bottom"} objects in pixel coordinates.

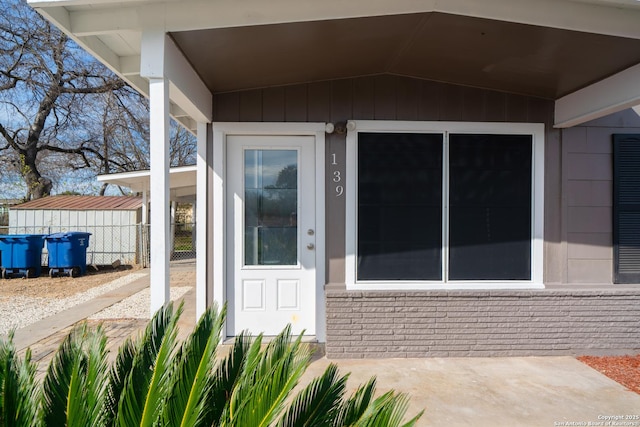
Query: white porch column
[
  {"left": 141, "top": 189, "right": 148, "bottom": 225},
  {"left": 170, "top": 200, "right": 177, "bottom": 257},
  {"left": 149, "top": 77, "right": 171, "bottom": 313},
  {"left": 196, "top": 121, "right": 208, "bottom": 318},
  {"left": 191, "top": 202, "right": 196, "bottom": 253},
  {"left": 141, "top": 31, "right": 212, "bottom": 318}
]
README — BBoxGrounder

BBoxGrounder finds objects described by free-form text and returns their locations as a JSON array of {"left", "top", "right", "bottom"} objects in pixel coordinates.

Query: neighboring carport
[
  {"left": 97, "top": 166, "right": 197, "bottom": 264},
  {"left": 97, "top": 165, "right": 197, "bottom": 225}
]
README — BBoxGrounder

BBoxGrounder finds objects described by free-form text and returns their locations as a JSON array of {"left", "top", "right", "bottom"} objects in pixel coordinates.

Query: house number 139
[{"left": 331, "top": 153, "right": 344, "bottom": 197}]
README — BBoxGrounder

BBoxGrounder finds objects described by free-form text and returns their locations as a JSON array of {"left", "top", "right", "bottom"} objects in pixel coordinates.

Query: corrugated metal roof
[{"left": 11, "top": 196, "right": 143, "bottom": 211}]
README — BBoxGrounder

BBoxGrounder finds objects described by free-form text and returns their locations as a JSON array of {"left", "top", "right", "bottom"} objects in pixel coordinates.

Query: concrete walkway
[
  {"left": 302, "top": 357, "right": 640, "bottom": 426},
  {"left": 12, "top": 266, "right": 640, "bottom": 426},
  {"left": 13, "top": 274, "right": 150, "bottom": 352},
  {"left": 14, "top": 263, "right": 198, "bottom": 376}
]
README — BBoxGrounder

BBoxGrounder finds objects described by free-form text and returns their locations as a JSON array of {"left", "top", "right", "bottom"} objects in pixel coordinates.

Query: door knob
[
  {"left": 307, "top": 243, "right": 315, "bottom": 250},
  {"left": 307, "top": 229, "right": 315, "bottom": 236}
]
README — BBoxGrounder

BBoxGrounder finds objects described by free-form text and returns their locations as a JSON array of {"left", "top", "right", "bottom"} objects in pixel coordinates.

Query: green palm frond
[
  {"left": 0, "top": 333, "right": 39, "bottom": 427},
  {"left": 276, "top": 363, "right": 348, "bottom": 427},
  {"left": 226, "top": 327, "right": 312, "bottom": 427},
  {"left": 115, "top": 301, "right": 182, "bottom": 427},
  {"left": 82, "top": 324, "right": 109, "bottom": 425},
  {"left": 162, "top": 303, "right": 225, "bottom": 427},
  {"left": 335, "top": 378, "right": 424, "bottom": 427},
  {"left": 102, "top": 337, "right": 136, "bottom": 427},
  {"left": 208, "top": 330, "right": 252, "bottom": 425},
  {"left": 0, "top": 338, "right": 8, "bottom": 423},
  {"left": 0, "top": 336, "right": 19, "bottom": 427},
  {"left": 219, "top": 333, "right": 264, "bottom": 424},
  {"left": 334, "top": 377, "right": 377, "bottom": 427},
  {"left": 38, "top": 323, "right": 108, "bottom": 427},
  {"left": 398, "top": 406, "right": 424, "bottom": 427},
  {"left": 39, "top": 324, "right": 83, "bottom": 426},
  {"left": 355, "top": 391, "right": 405, "bottom": 427},
  {"left": 0, "top": 303, "right": 425, "bottom": 427},
  {"left": 334, "top": 378, "right": 376, "bottom": 427},
  {"left": 15, "top": 348, "right": 39, "bottom": 427},
  {"left": 354, "top": 391, "right": 423, "bottom": 427}
]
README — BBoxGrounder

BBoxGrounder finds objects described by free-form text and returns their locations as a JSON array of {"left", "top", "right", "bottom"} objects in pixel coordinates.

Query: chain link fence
[
  {"left": 170, "top": 222, "right": 196, "bottom": 262},
  {"left": 0, "top": 222, "right": 195, "bottom": 268}
]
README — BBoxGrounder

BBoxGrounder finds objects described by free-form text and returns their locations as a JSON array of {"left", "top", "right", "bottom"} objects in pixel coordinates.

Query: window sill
[{"left": 345, "top": 281, "right": 545, "bottom": 291}]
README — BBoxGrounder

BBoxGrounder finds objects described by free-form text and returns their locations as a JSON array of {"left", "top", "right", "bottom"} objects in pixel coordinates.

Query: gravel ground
[
  {"left": 0, "top": 272, "right": 146, "bottom": 335},
  {"left": 0, "top": 267, "right": 138, "bottom": 299},
  {"left": 89, "top": 286, "right": 191, "bottom": 320}
]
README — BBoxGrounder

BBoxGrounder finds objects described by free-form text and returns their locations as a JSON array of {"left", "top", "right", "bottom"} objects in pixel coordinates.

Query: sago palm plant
[{"left": 0, "top": 302, "right": 423, "bottom": 427}]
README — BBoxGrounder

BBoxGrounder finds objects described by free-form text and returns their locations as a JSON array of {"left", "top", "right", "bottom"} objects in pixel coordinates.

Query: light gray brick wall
[{"left": 325, "top": 288, "right": 640, "bottom": 358}]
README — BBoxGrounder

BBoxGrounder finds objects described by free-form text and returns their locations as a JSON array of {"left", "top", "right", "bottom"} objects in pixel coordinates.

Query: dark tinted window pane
[
  {"left": 448, "top": 134, "right": 532, "bottom": 280},
  {"left": 357, "top": 133, "right": 443, "bottom": 280}
]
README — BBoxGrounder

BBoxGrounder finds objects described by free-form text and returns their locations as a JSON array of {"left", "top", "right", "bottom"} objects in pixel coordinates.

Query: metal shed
[{"left": 8, "top": 195, "right": 143, "bottom": 266}]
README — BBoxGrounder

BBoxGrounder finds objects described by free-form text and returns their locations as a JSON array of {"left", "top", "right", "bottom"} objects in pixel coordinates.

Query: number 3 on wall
[{"left": 331, "top": 154, "right": 344, "bottom": 197}]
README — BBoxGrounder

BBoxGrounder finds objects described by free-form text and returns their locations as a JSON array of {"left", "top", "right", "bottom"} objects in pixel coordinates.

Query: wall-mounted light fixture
[
  {"left": 326, "top": 120, "right": 356, "bottom": 134},
  {"left": 325, "top": 122, "right": 335, "bottom": 134},
  {"left": 346, "top": 120, "right": 356, "bottom": 132}
]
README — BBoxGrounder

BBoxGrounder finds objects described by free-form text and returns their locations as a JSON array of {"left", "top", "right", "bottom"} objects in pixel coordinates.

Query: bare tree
[
  {"left": 87, "top": 90, "right": 151, "bottom": 195},
  {"left": 91, "top": 91, "right": 196, "bottom": 174},
  {"left": 0, "top": 0, "right": 126, "bottom": 200},
  {"left": 89, "top": 91, "right": 196, "bottom": 195},
  {"left": 169, "top": 123, "right": 197, "bottom": 168},
  {"left": 0, "top": 0, "right": 197, "bottom": 200}
]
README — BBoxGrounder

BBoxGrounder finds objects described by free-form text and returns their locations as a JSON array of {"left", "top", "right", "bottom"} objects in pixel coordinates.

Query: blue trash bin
[
  {"left": 46, "top": 232, "right": 91, "bottom": 277},
  {"left": 0, "top": 234, "right": 46, "bottom": 279}
]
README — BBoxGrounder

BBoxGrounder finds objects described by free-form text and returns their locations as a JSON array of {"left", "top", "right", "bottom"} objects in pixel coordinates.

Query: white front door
[{"left": 226, "top": 135, "right": 317, "bottom": 336}]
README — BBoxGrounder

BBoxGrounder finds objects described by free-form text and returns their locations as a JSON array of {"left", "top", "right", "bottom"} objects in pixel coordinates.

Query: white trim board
[
  {"left": 32, "top": 0, "right": 640, "bottom": 39},
  {"left": 555, "top": 63, "right": 640, "bottom": 128}
]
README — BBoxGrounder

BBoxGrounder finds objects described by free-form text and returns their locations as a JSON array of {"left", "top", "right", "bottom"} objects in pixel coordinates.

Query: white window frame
[{"left": 345, "top": 120, "right": 545, "bottom": 290}]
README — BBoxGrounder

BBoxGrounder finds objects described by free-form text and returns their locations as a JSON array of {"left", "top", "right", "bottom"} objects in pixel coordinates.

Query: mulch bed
[{"left": 577, "top": 354, "right": 640, "bottom": 394}]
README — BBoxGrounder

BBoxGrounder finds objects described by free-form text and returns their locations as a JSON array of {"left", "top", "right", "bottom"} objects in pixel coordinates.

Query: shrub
[{"left": 0, "top": 303, "right": 423, "bottom": 426}]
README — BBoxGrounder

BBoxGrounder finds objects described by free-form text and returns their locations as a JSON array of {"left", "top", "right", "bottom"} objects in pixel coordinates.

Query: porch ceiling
[
  {"left": 171, "top": 12, "right": 640, "bottom": 99},
  {"left": 28, "top": 0, "right": 640, "bottom": 126}
]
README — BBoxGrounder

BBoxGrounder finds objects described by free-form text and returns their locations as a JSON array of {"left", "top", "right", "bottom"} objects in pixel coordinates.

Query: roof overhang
[
  {"left": 97, "top": 165, "right": 196, "bottom": 201},
  {"left": 28, "top": 0, "right": 640, "bottom": 128}
]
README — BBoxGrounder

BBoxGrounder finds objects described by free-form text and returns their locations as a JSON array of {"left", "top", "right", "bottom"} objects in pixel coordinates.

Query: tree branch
[
  {"left": 60, "top": 79, "right": 126, "bottom": 95},
  {"left": 0, "top": 122, "right": 22, "bottom": 152}
]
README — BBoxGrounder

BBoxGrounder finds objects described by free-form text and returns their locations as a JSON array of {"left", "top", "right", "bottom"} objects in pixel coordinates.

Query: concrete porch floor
[{"left": 10, "top": 265, "right": 640, "bottom": 427}]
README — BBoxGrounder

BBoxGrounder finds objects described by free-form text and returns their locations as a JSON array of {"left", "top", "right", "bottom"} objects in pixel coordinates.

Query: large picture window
[{"left": 346, "top": 121, "right": 544, "bottom": 289}]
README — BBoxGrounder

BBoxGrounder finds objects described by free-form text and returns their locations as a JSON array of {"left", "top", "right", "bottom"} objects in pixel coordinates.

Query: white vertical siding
[
  {"left": 68, "top": 210, "right": 78, "bottom": 228},
  {"left": 42, "top": 209, "right": 54, "bottom": 229},
  {"left": 59, "top": 210, "right": 69, "bottom": 230},
  {"left": 78, "top": 211, "right": 88, "bottom": 227},
  {"left": 8, "top": 210, "right": 16, "bottom": 228}
]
